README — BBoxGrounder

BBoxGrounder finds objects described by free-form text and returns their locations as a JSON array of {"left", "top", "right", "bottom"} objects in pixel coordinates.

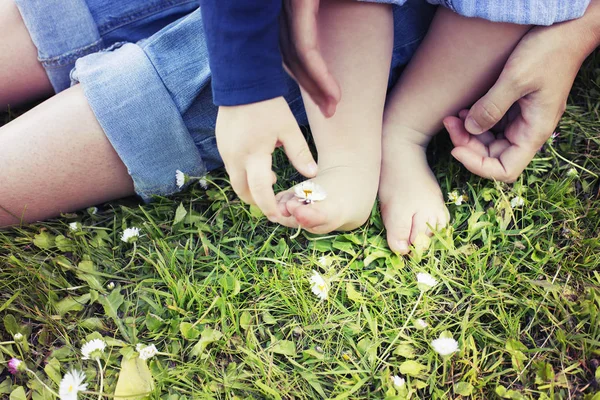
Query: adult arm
[{"left": 446, "top": 0, "right": 600, "bottom": 182}]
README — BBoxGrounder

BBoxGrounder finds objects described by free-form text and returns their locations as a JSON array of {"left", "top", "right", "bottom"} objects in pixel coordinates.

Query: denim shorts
[{"left": 16, "top": 0, "right": 436, "bottom": 201}]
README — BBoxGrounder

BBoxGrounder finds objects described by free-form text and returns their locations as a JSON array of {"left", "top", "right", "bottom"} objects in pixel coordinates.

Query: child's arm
[{"left": 200, "top": 1, "right": 317, "bottom": 220}]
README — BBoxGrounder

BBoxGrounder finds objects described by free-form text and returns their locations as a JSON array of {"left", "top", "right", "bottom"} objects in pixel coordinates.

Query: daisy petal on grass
[
  {"left": 81, "top": 338, "right": 106, "bottom": 360},
  {"left": 294, "top": 181, "right": 327, "bottom": 204},
  {"left": 414, "top": 319, "right": 428, "bottom": 329},
  {"left": 121, "top": 227, "right": 140, "bottom": 243},
  {"left": 309, "top": 270, "right": 329, "bottom": 300},
  {"left": 59, "top": 369, "right": 88, "bottom": 400},
  {"left": 175, "top": 170, "right": 186, "bottom": 189},
  {"left": 431, "top": 336, "right": 459, "bottom": 357},
  {"left": 137, "top": 343, "right": 158, "bottom": 360},
  {"left": 69, "top": 222, "right": 80, "bottom": 232},
  {"left": 448, "top": 190, "right": 465, "bottom": 206},
  {"left": 392, "top": 375, "right": 406, "bottom": 388},
  {"left": 510, "top": 196, "right": 525, "bottom": 208},
  {"left": 416, "top": 272, "right": 438, "bottom": 291}
]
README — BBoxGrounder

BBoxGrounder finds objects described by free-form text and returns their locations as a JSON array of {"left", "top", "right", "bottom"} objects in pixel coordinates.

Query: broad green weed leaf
[
  {"left": 272, "top": 340, "right": 296, "bottom": 357},
  {"left": 0, "top": 378, "right": 11, "bottom": 394},
  {"left": 145, "top": 313, "right": 164, "bottom": 332},
  {"left": 240, "top": 311, "right": 252, "bottom": 330},
  {"left": 454, "top": 382, "right": 473, "bottom": 396},
  {"left": 262, "top": 311, "right": 277, "bottom": 325},
  {"left": 399, "top": 360, "right": 428, "bottom": 377},
  {"left": 3, "top": 314, "right": 18, "bottom": 335},
  {"left": 55, "top": 235, "right": 75, "bottom": 252},
  {"left": 33, "top": 231, "right": 55, "bottom": 249},
  {"left": 100, "top": 289, "right": 124, "bottom": 320},
  {"left": 394, "top": 343, "right": 416, "bottom": 359},
  {"left": 114, "top": 357, "right": 155, "bottom": 400},
  {"left": 180, "top": 322, "right": 200, "bottom": 340},
  {"left": 346, "top": 282, "right": 364, "bottom": 303},
  {"left": 44, "top": 358, "right": 62, "bottom": 385},
  {"left": 54, "top": 293, "right": 91, "bottom": 315},
  {"left": 9, "top": 386, "right": 26, "bottom": 400},
  {"left": 173, "top": 203, "right": 187, "bottom": 225},
  {"left": 191, "top": 328, "right": 223, "bottom": 357}
]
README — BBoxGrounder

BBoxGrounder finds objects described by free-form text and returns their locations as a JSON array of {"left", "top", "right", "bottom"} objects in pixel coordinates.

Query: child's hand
[{"left": 216, "top": 97, "right": 318, "bottom": 221}]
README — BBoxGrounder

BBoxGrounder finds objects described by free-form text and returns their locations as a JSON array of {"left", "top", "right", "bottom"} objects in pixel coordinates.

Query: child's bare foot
[
  {"left": 275, "top": 160, "right": 380, "bottom": 234},
  {"left": 379, "top": 127, "right": 450, "bottom": 255}
]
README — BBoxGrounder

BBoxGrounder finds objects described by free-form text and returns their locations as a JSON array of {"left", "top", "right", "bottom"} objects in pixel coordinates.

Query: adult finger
[
  {"left": 281, "top": 125, "right": 318, "bottom": 178},
  {"left": 445, "top": 116, "right": 491, "bottom": 156},
  {"left": 228, "top": 166, "right": 254, "bottom": 205},
  {"left": 284, "top": 0, "right": 341, "bottom": 117},
  {"left": 246, "top": 155, "right": 280, "bottom": 221},
  {"left": 465, "top": 71, "right": 529, "bottom": 135}
]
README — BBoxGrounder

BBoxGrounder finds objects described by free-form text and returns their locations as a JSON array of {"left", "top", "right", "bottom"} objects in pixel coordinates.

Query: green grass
[{"left": 1, "top": 52, "right": 599, "bottom": 400}]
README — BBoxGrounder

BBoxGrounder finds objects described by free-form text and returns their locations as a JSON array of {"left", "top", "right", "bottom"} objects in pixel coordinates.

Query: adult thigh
[
  {"left": 0, "top": 85, "right": 135, "bottom": 227},
  {"left": 0, "top": 0, "right": 53, "bottom": 109}
]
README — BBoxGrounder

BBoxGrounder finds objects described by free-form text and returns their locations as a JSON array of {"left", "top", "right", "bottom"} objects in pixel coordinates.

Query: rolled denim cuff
[
  {"left": 427, "top": 0, "right": 591, "bottom": 25},
  {"left": 14, "top": 0, "right": 104, "bottom": 92},
  {"left": 73, "top": 43, "right": 207, "bottom": 201}
]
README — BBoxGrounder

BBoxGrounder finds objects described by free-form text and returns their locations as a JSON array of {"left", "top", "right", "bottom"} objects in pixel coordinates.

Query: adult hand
[
  {"left": 445, "top": 16, "right": 599, "bottom": 182},
  {"left": 279, "top": 0, "right": 341, "bottom": 118},
  {"left": 216, "top": 97, "right": 318, "bottom": 221}
]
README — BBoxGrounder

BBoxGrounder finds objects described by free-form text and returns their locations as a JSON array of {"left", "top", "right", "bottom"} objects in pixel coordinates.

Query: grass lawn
[{"left": 1, "top": 51, "right": 599, "bottom": 400}]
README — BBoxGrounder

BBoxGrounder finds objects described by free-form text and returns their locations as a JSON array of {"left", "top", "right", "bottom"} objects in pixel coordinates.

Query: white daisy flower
[
  {"left": 392, "top": 375, "right": 406, "bottom": 388},
  {"left": 137, "top": 344, "right": 158, "bottom": 361},
  {"left": 431, "top": 336, "right": 459, "bottom": 357},
  {"left": 175, "top": 170, "right": 186, "bottom": 189},
  {"left": 199, "top": 178, "right": 208, "bottom": 189},
  {"left": 448, "top": 191, "right": 464, "bottom": 206},
  {"left": 309, "top": 270, "right": 329, "bottom": 301},
  {"left": 294, "top": 181, "right": 327, "bottom": 204},
  {"left": 59, "top": 369, "right": 88, "bottom": 400},
  {"left": 106, "top": 282, "right": 115, "bottom": 290},
  {"left": 415, "top": 319, "right": 428, "bottom": 329},
  {"left": 69, "top": 222, "right": 80, "bottom": 232},
  {"left": 121, "top": 227, "right": 140, "bottom": 243},
  {"left": 416, "top": 272, "right": 438, "bottom": 291},
  {"left": 510, "top": 196, "right": 525, "bottom": 208},
  {"left": 566, "top": 168, "right": 579, "bottom": 178},
  {"left": 81, "top": 338, "right": 106, "bottom": 360},
  {"left": 13, "top": 332, "right": 23, "bottom": 341}
]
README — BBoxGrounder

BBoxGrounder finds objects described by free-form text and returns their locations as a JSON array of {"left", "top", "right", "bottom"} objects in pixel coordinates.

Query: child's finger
[
  {"left": 246, "top": 155, "right": 280, "bottom": 221},
  {"left": 281, "top": 125, "right": 318, "bottom": 178}
]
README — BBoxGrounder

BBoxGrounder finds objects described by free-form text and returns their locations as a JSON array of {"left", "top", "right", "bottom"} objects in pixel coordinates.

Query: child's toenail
[{"left": 396, "top": 240, "right": 409, "bottom": 253}]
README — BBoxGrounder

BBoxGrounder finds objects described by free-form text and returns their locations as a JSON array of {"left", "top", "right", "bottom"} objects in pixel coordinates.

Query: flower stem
[
  {"left": 97, "top": 359, "right": 104, "bottom": 400},
  {"left": 25, "top": 368, "right": 59, "bottom": 397}
]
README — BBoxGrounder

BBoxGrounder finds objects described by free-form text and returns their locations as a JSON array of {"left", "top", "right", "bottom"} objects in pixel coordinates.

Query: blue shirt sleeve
[{"left": 200, "top": 0, "right": 288, "bottom": 106}]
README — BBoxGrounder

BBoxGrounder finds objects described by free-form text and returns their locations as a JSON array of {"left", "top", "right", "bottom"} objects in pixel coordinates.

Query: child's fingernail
[
  {"left": 465, "top": 116, "right": 482, "bottom": 134},
  {"left": 307, "top": 162, "right": 318, "bottom": 176}
]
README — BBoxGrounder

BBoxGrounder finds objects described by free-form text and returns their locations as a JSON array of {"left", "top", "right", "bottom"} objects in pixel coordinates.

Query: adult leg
[
  {"left": 275, "top": 0, "right": 393, "bottom": 233},
  {"left": 379, "top": 7, "right": 530, "bottom": 254},
  {"left": 0, "top": 85, "right": 134, "bottom": 226},
  {"left": 0, "top": 0, "right": 53, "bottom": 109}
]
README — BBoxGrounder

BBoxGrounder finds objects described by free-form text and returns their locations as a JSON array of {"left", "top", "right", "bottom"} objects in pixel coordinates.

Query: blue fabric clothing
[
  {"left": 16, "top": 0, "right": 436, "bottom": 201},
  {"left": 200, "top": 0, "right": 289, "bottom": 106},
  {"left": 200, "top": 0, "right": 590, "bottom": 107}
]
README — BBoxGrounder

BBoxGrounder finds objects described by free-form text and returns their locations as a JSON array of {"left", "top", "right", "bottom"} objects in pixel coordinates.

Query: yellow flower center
[
  {"left": 303, "top": 189, "right": 313, "bottom": 198},
  {"left": 318, "top": 284, "right": 325, "bottom": 291},
  {"left": 68, "top": 385, "right": 74, "bottom": 392}
]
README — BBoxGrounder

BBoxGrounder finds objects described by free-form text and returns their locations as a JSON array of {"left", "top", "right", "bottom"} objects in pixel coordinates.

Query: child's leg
[
  {"left": 0, "top": 0, "right": 54, "bottom": 108},
  {"left": 380, "top": 7, "right": 530, "bottom": 254},
  {"left": 0, "top": 85, "right": 135, "bottom": 226},
  {"left": 275, "top": 0, "right": 393, "bottom": 234}
]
